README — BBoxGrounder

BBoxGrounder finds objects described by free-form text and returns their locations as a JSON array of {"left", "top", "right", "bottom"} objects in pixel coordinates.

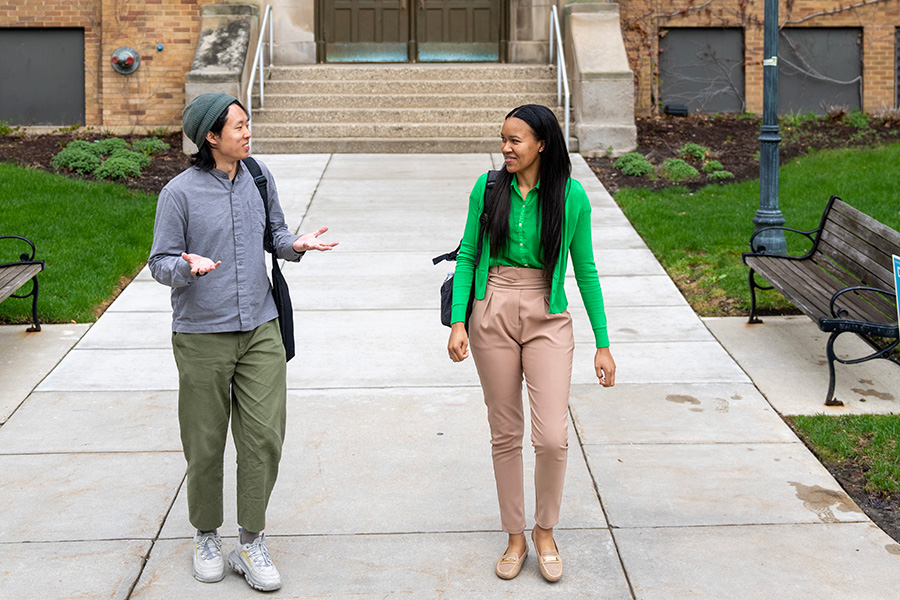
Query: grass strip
[
  {"left": 788, "top": 414, "right": 900, "bottom": 495},
  {"left": 0, "top": 162, "right": 157, "bottom": 324},
  {"left": 613, "top": 143, "right": 900, "bottom": 315}
]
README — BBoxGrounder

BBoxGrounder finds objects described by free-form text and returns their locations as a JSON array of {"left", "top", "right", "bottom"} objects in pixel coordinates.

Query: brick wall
[
  {"left": 617, "top": 0, "right": 900, "bottom": 114},
  {"left": 1, "top": 0, "right": 213, "bottom": 130}
]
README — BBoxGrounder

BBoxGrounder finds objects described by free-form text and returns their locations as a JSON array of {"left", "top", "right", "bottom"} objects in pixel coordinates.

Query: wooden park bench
[
  {"left": 0, "top": 235, "right": 45, "bottom": 332},
  {"left": 742, "top": 196, "right": 900, "bottom": 406}
]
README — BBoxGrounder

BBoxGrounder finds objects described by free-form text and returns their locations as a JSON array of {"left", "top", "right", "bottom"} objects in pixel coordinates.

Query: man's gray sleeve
[{"left": 148, "top": 189, "right": 196, "bottom": 288}]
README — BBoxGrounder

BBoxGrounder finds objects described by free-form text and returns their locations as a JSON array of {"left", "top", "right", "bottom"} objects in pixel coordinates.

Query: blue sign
[{"left": 894, "top": 255, "right": 900, "bottom": 325}]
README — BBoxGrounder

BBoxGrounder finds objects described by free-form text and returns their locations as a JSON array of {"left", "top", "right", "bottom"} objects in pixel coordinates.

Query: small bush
[
  {"left": 707, "top": 170, "right": 734, "bottom": 181},
  {"left": 0, "top": 120, "right": 20, "bottom": 136},
  {"left": 679, "top": 143, "right": 708, "bottom": 162},
  {"left": 613, "top": 152, "right": 654, "bottom": 177},
  {"left": 132, "top": 137, "right": 170, "bottom": 156},
  {"left": 50, "top": 146, "right": 103, "bottom": 174},
  {"left": 702, "top": 160, "right": 724, "bottom": 174},
  {"left": 873, "top": 106, "right": 900, "bottom": 124},
  {"left": 64, "top": 139, "right": 105, "bottom": 157},
  {"left": 93, "top": 137, "right": 130, "bottom": 156},
  {"left": 110, "top": 148, "right": 152, "bottom": 169},
  {"left": 844, "top": 110, "right": 871, "bottom": 131},
  {"left": 94, "top": 155, "right": 142, "bottom": 180},
  {"left": 659, "top": 158, "right": 699, "bottom": 182},
  {"left": 826, "top": 105, "right": 850, "bottom": 121}
]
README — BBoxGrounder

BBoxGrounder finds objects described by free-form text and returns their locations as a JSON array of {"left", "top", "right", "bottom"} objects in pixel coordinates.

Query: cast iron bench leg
[{"left": 824, "top": 331, "right": 843, "bottom": 406}]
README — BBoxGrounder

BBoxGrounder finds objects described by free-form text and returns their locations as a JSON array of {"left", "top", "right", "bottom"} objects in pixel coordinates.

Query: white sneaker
[
  {"left": 192, "top": 530, "right": 225, "bottom": 583},
  {"left": 228, "top": 530, "right": 282, "bottom": 591}
]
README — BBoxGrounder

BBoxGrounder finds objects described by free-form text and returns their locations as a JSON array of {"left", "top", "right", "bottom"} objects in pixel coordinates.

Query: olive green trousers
[{"left": 172, "top": 319, "right": 286, "bottom": 533}]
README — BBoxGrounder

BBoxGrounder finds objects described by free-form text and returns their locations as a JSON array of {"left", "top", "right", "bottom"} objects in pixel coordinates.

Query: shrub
[
  {"left": 110, "top": 148, "right": 152, "bottom": 169},
  {"left": 826, "top": 105, "right": 850, "bottom": 121},
  {"left": 94, "top": 155, "right": 142, "bottom": 180},
  {"left": 0, "top": 120, "right": 20, "bottom": 136},
  {"left": 93, "top": 137, "right": 130, "bottom": 156},
  {"left": 679, "top": 143, "right": 708, "bottom": 162},
  {"left": 844, "top": 110, "right": 871, "bottom": 131},
  {"left": 613, "top": 152, "right": 654, "bottom": 176},
  {"left": 707, "top": 170, "right": 734, "bottom": 181},
  {"left": 132, "top": 136, "right": 170, "bottom": 156},
  {"left": 702, "top": 159, "right": 724, "bottom": 174},
  {"left": 873, "top": 106, "right": 900, "bottom": 125},
  {"left": 64, "top": 139, "right": 105, "bottom": 157},
  {"left": 49, "top": 146, "right": 102, "bottom": 174},
  {"left": 659, "top": 158, "right": 699, "bottom": 182}
]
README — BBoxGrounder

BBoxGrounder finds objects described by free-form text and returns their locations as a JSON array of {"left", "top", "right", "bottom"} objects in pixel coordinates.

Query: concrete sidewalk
[{"left": 2, "top": 153, "right": 900, "bottom": 599}]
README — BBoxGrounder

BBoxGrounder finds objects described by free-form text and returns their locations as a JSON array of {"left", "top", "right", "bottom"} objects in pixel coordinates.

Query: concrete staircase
[{"left": 249, "top": 64, "right": 574, "bottom": 153}]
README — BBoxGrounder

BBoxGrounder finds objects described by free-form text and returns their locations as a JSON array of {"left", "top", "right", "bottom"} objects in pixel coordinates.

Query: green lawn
[
  {"left": 0, "top": 162, "right": 157, "bottom": 324},
  {"left": 788, "top": 414, "right": 900, "bottom": 494},
  {"left": 614, "top": 143, "right": 900, "bottom": 315}
]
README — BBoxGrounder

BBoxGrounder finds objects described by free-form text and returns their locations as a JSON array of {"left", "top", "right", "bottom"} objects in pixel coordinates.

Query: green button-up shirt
[
  {"left": 452, "top": 172, "right": 609, "bottom": 347},
  {"left": 496, "top": 177, "right": 542, "bottom": 268}
]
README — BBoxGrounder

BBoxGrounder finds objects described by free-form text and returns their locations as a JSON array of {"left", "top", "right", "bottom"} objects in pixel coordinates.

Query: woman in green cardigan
[{"left": 447, "top": 104, "right": 616, "bottom": 582}]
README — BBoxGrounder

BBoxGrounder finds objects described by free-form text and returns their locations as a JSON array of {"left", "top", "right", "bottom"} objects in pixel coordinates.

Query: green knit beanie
[{"left": 182, "top": 93, "right": 238, "bottom": 148}]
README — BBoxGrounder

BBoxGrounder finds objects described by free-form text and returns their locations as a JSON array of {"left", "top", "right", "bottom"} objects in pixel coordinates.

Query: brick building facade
[
  {"left": 1, "top": 0, "right": 898, "bottom": 128},
  {"left": 618, "top": 0, "right": 900, "bottom": 115},
  {"left": 0, "top": 0, "right": 209, "bottom": 131}
]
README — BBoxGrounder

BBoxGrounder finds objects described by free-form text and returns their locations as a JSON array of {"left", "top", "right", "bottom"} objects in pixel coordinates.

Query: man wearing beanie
[{"left": 149, "top": 93, "right": 337, "bottom": 592}]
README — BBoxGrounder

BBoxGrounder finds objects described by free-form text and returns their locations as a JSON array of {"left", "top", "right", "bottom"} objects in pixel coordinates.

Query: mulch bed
[
  {"left": 0, "top": 130, "right": 190, "bottom": 195},
  {"left": 586, "top": 113, "right": 900, "bottom": 193}
]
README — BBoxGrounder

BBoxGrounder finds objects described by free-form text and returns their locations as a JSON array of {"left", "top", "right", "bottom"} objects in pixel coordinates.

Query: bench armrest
[
  {"left": 829, "top": 285, "right": 896, "bottom": 319},
  {"left": 747, "top": 226, "right": 817, "bottom": 255},
  {"left": 0, "top": 235, "right": 37, "bottom": 263}
]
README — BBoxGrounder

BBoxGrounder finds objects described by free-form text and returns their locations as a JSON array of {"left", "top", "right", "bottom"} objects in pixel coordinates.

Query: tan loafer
[
  {"left": 532, "top": 529, "right": 562, "bottom": 582},
  {"left": 495, "top": 548, "right": 528, "bottom": 580}
]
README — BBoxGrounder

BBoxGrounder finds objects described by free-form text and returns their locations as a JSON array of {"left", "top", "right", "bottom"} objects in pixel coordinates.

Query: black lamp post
[{"left": 754, "top": 0, "right": 787, "bottom": 254}]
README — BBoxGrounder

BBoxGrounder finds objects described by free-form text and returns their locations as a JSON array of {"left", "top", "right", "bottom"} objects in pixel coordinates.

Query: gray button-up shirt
[{"left": 149, "top": 160, "right": 302, "bottom": 333}]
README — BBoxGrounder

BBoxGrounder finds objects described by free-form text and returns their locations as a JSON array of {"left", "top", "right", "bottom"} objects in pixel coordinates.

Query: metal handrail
[
  {"left": 549, "top": 5, "right": 570, "bottom": 150},
  {"left": 246, "top": 4, "right": 274, "bottom": 132}
]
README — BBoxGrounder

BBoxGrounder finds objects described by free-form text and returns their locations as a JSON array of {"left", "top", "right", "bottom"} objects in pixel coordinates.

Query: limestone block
[
  {"left": 182, "top": 4, "right": 259, "bottom": 153},
  {"left": 566, "top": 3, "right": 637, "bottom": 156}
]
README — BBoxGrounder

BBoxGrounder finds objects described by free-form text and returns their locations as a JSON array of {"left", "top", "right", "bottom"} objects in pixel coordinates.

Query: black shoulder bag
[
  {"left": 433, "top": 170, "right": 498, "bottom": 330},
  {"left": 243, "top": 157, "right": 296, "bottom": 362}
]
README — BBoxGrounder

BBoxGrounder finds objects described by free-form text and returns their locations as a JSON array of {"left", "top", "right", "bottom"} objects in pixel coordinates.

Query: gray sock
[{"left": 240, "top": 529, "right": 260, "bottom": 545}]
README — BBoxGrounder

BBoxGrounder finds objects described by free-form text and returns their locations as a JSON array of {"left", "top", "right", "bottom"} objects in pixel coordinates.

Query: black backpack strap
[
  {"left": 433, "top": 170, "right": 498, "bottom": 265},
  {"left": 242, "top": 157, "right": 275, "bottom": 254}
]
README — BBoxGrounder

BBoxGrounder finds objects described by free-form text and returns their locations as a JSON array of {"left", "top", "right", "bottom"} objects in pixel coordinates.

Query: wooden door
[
  {"left": 319, "top": 0, "right": 503, "bottom": 62},
  {"left": 416, "top": 0, "right": 501, "bottom": 61},
  {"left": 323, "top": 0, "right": 409, "bottom": 62}
]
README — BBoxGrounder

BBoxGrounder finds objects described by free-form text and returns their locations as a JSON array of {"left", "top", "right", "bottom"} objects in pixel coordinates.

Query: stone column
[{"left": 565, "top": 2, "right": 636, "bottom": 156}]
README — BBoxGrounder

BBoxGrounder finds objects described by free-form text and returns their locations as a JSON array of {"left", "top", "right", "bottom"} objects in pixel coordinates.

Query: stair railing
[
  {"left": 549, "top": 5, "right": 570, "bottom": 150},
  {"left": 246, "top": 4, "right": 274, "bottom": 147}
]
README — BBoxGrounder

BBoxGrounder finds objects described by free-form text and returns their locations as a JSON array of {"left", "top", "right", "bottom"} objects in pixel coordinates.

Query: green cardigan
[{"left": 451, "top": 172, "right": 609, "bottom": 348}]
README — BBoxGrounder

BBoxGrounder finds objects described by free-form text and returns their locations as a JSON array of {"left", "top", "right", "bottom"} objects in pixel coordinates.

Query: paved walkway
[{"left": 2, "top": 154, "right": 900, "bottom": 599}]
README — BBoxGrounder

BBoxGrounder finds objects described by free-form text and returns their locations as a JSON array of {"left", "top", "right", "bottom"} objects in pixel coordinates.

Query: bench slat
[
  {"left": 821, "top": 217, "right": 899, "bottom": 290},
  {"left": 747, "top": 255, "right": 892, "bottom": 323},
  {"left": 746, "top": 256, "right": 832, "bottom": 320},
  {"left": 0, "top": 263, "right": 43, "bottom": 302},
  {"left": 832, "top": 199, "right": 900, "bottom": 249},
  {"left": 828, "top": 206, "right": 900, "bottom": 261},
  {"left": 814, "top": 253, "right": 898, "bottom": 318},
  {"left": 814, "top": 236, "right": 898, "bottom": 312}
]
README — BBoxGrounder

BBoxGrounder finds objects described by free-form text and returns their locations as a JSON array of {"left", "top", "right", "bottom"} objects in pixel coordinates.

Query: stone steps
[
  {"left": 254, "top": 92, "right": 559, "bottom": 110},
  {"left": 249, "top": 64, "right": 572, "bottom": 153},
  {"left": 251, "top": 107, "right": 565, "bottom": 124},
  {"left": 264, "top": 63, "right": 557, "bottom": 81}
]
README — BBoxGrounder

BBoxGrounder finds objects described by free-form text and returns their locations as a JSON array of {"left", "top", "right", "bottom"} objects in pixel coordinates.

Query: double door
[{"left": 320, "top": 0, "right": 504, "bottom": 62}]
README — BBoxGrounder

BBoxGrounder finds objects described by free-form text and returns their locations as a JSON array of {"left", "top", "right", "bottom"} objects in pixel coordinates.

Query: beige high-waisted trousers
[{"left": 469, "top": 265, "right": 574, "bottom": 534}]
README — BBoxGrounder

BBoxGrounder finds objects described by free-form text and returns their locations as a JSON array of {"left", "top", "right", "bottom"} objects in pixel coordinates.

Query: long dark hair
[
  {"left": 485, "top": 104, "right": 571, "bottom": 280},
  {"left": 189, "top": 99, "right": 247, "bottom": 171}
]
